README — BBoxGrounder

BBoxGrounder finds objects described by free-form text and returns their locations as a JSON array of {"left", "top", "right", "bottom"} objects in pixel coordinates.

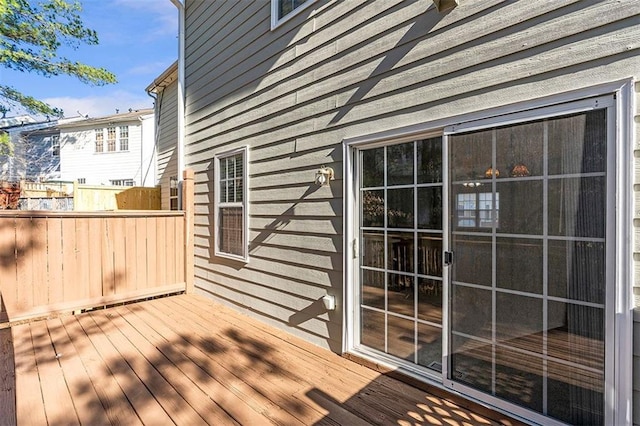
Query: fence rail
[{"left": 0, "top": 210, "right": 186, "bottom": 323}]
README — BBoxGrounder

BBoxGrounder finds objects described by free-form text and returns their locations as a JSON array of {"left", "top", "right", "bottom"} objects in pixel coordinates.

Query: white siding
[
  {"left": 60, "top": 118, "right": 154, "bottom": 186},
  {"left": 184, "top": 0, "right": 640, "bottom": 361}
]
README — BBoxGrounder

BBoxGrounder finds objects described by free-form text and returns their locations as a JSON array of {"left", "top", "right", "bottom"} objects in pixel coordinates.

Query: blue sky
[{"left": 2, "top": 0, "right": 178, "bottom": 119}]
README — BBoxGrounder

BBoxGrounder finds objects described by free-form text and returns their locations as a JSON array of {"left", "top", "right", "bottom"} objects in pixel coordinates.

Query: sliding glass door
[
  {"left": 353, "top": 96, "right": 616, "bottom": 425},
  {"left": 358, "top": 137, "right": 444, "bottom": 373},
  {"left": 447, "top": 105, "right": 611, "bottom": 425}
]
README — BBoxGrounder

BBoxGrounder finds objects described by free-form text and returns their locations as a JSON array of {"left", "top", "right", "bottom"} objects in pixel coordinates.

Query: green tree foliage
[
  {"left": 0, "top": 0, "right": 116, "bottom": 118},
  {"left": 0, "top": 131, "right": 9, "bottom": 155}
]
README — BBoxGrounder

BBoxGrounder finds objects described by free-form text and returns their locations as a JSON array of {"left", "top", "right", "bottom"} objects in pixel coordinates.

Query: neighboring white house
[
  {"left": 0, "top": 116, "right": 60, "bottom": 182},
  {"left": 57, "top": 109, "right": 156, "bottom": 186}
]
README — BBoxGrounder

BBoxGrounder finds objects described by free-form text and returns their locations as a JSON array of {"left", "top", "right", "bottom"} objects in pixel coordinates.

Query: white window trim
[
  {"left": 119, "top": 126, "right": 129, "bottom": 151},
  {"left": 94, "top": 125, "right": 131, "bottom": 154},
  {"left": 214, "top": 146, "right": 249, "bottom": 263},
  {"left": 270, "top": 0, "right": 317, "bottom": 30},
  {"left": 342, "top": 79, "right": 635, "bottom": 426}
]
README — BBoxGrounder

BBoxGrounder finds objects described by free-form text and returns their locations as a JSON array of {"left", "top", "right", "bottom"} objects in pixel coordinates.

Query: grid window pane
[
  {"left": 387, "top": 142, "right": 414, "bottom": 186},
  {"left": 361, "top": 147, "right": 384, "bottom": 188},
  {"left": 219, "top": 206, "right": 243, "bottom": 256},
  {"left": 278, "top": 0, "right": 310, "bottom": 20},
  {"left": 107, "top": 127, "right": 116, "bottom": 152},
  {"left": 417, "top": 278, "right": 442, "bottom": 324},
  {"left": 362, "top": 190, "right": 384, "bottom": 227},
  {"left": 388, "top": 315, "right": 415, "bottom": 361},
  {"left": 548, "top": 109, "right": 606, "bottom": 175},
  {"left": 119, "top": 126, "right": 129, "bottom": 151},
  {"left": 388, "top": 273, "right": 414, "bottom": 317},
  {"left": 387, "top": 188, "right": 414, "bottom": 228},
  {"left": 361, "top": 231, "right": 384, "bottom": 269},
  {"left": 417, "top": 137, "right": 442, "bottom": 184},
  {"left": 361, "top": 308, "right": 385, "bottom": 352},
  {"left": 417, "top": 323, "right": 442, "bottom": 371},
  {"left": 361, "top": 269, "right": 385, "bottom": 310},
  {"left": 496, "top": 237, "right": 543, "bottom": 294},
  {"left": 417, "top": 187, "right": 442, "bottom": 229},
  {"left": 95, "top": 130, "right": 103, "bottom": 152}
]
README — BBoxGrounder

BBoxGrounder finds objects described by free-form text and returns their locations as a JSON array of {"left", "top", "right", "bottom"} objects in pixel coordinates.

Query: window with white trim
[
  {"left": 271, "top": 0, "right": 315, "bottom": 29},
  {"left": 107, "top": 127, "right": 116, "bottom": 152},
  {"left": 119, "top": 126, "right": 129, "bottom": 151},
  {"left": 110, "top": 179, "right": 134, "bottom": 186},
  {"left": 51, "top": 135, "right": 60, "bottom": 156},
  {"left": 169, "top": 176, "right": 178, "bottom": 210},
  {"left": 95, "top": 130, "right": 104, "bottom": 152},
  {"left": 214, "top": 147, "right": 248, "bottom": 261}
]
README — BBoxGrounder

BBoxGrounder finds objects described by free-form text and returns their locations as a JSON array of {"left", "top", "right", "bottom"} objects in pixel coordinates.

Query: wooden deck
[{"left": 0, "top": 294, "right": 517, "bottom": 425}]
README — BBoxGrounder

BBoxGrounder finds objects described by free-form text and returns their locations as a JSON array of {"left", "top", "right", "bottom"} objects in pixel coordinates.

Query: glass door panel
[
  {"left": 448, "top": 109, "right": 608, "bottom": 425},
  {"left": 358, "top": 137, "right": 444, "bottom": 373}
]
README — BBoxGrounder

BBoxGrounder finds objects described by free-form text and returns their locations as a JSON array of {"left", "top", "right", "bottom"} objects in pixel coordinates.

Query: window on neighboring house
[
  {"left": 95, "top": 130, "right": 104, "bottom": 152},
  {"left": 110, "top": 179, "right": 134, "bottom": 186},
  {"left": 271, "top": 0, "right": 314, "bottom": 28},
  {"left": 214, "top": 146, "right": 248, "bottom": 261},
  {"left": 51, "top": 135, "right": 60, "bottom": 156},
  {"left": 107, "top": 127, "right": 116, "bottom": 152},
  {"left": 169, "top": 176, "right": 179, "bottom": 210},
  {"left": 77, "top": 178, "right": 86, "bottom": 184},
  {"left": 119, "top": 126, "right": 129, "bottom": 151},
  {"left": 456, "top": 191, "right": 499, "bottom": 228}
]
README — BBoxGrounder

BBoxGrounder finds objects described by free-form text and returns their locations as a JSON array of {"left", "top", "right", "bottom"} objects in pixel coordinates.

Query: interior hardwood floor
[{"left": 0, "top": 294, "right": 518, "bottom": 425}]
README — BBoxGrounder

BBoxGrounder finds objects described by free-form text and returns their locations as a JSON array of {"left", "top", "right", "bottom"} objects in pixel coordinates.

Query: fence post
[
  {"left": 183, "top": 169, "right": 195, "bottom": 294},
  {"left": 73, "top": 180, "right": 79, "bottom": 211}
]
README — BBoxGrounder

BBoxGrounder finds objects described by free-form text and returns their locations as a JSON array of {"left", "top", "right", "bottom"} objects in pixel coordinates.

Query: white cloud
[{"left": 43, "top": 91, "right": 153, "bottom": 118}]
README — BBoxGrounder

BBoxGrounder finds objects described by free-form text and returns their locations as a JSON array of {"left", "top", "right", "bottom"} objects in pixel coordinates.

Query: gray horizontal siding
[
  {"left": 156, "top": 81, "right": 179, "bottom": 210},
  {"left": 184, "top": 0, "right": 640, "bottom": 354}
]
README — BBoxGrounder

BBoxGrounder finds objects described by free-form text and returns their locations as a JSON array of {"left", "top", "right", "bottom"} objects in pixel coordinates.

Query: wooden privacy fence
[
  {"left": 0, "top": 170, "right": 195, "bottom": 323},
  {"left": 0, "top": 211, "right": 185, "bottom": 322},
  {"left": 73, "top": 184, "right": 161, "bottom": 211}
]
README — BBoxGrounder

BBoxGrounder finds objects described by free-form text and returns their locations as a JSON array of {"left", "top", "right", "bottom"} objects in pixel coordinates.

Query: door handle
[{"left": 444, "top": 251, "right": 453, "bottom": 266}]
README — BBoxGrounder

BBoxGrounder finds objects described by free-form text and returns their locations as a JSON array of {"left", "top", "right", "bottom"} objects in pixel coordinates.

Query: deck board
[
  {"left": 45, "top": 318, "right": 111, "bottom": 425},
  {"left": 0, "top": 328, "right": 16, "bottom": 425},
  {"left": 147, "top": 296, "right": 356, "bottom": 425},
  {"left": 60, "top": 315, "right": 144, "bottom": 426},
  {"left": 121, "top": 301, "right": 296, "bottom": 425},
  {"left": 12, "top": 324, "right": 47, "bottom": 426},
  {"left": 1, "top": 294, "right": 515, "bottom": 426},
  {"left": 29, "top": 320, "right": 80, "bottom": 424}
]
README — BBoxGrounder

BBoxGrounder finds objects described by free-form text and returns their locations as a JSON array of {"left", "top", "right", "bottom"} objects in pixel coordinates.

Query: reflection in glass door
[
  {"left": 358, "top": 137, "right": 444, "bottom": 372},
  {"left": 448, "top": 108, "right": 609, "bottom": 424}
]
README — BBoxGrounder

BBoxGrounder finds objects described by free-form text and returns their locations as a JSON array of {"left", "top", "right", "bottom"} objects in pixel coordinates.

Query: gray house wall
[
  {"left": 155, "top": 79, "right": 179, "bottom": 210},
  {"left": 183, "top": 0, "right": 640, "bottom": 417}
]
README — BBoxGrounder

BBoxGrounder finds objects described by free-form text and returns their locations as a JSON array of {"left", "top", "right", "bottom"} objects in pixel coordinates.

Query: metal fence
[{"left": 18, "top": 197, "right": 74, "bottom": 211}]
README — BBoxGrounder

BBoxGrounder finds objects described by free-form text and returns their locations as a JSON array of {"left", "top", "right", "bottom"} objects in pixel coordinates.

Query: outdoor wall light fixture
[
  {"left": 322, "top": 294, "right": 336, "bottom": 311},
  {"left": 433, "top": 0, "right": 459, "bottom": 13},
  {"left": 315, "top": 166, "right": 334, "bottom": 186}
]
